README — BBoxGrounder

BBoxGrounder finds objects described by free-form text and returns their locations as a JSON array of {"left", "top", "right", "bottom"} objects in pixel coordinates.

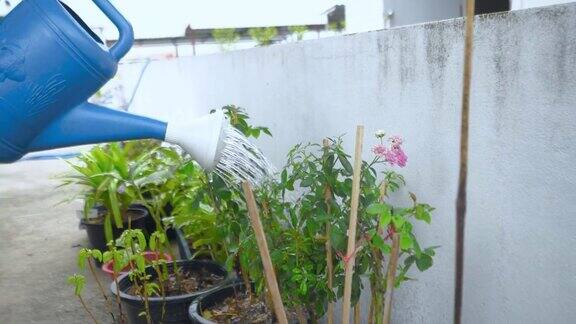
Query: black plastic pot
[
  {"left": 189, "top": 282, "right": 301, "bottom": 324},
  {"left": 81, "top": 206, "right": 148, "bottom": 253},
  {"left": 136, "top": 203, "right": 177, "bottom": 241},
  {"left": 175, "top": 228, "right": 193, "bottom": 260},
  {"left": 174, "top": 229, "right": 223, "bottom": 263},
  {"left": 111, "top": 260, "right": 232, "bottom": 324}
]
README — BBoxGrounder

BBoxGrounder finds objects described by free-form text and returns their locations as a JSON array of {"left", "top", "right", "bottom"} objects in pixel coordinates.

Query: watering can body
[{"left": 0, "top": 0, "right": 167, "bottom": 163}]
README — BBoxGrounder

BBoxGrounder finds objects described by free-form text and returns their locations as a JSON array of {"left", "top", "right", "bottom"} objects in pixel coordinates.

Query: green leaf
[
  {"left": 104, "top": 215, "right": 113, "bottom": 244},
  {"left": 300, "top": 178, "right": 314, "bottom": 187},
  {"left": 91, "top": 249, "right": 103, "bottom": 262},
  {"left": 416, "top": 254, "right": 433, "bottom": 271},
  {"left": 67, "top": 274, "right": 86, "bottom": 296},
  {"left": 372, "top": 234, "right": 391, "bottom": 254},
  {"left": 77, "top": 249, "right": 88, "bottom": 270},
  {"left": 400, "top": 233, "right": 413, "bottom": 250},
  {"left": 392, "top": 215, "right": 405, "bottom": 230},
  {"left": 103, "top": 251, "right": 112, "bottom": 263},
  {"left": 136, "top": 230, "right": 147, "bottom": 250},
  {"left": 380, "top": 213, "right": 392, "bottom": 227},
  {"left": 415, "top": 204, "right": 432, "bottom": 223},
  {"left": 339, "top": 154, "right": 353, "bottom": 175},
  {"left": 366, "top": 203, "right": 389, "bottom": 215},
  {"left": 108, "top": 180, "right": 123, "bottom": 229},
  {"left": 281, "top": 170, "right": 288, "bottom": 184},
  {"left": 134, "top": 255, "right": 146, "bottom": 272}
]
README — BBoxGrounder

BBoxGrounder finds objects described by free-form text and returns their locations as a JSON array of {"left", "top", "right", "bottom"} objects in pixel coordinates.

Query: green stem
[
  {"left": 87, "top": 259, "right": 117, "bottom": 324},
  {"left": 152, "top": 264, "right": 167, "bottom": 323},
  {"left": 78, "top": 295, "right": 100, "bottom": 324},
  {"left": 112, "top": 270, "right": 127, "bottom": 324},
  {"left": 134, "top": 189, "right": 183, "bottom": 292}
]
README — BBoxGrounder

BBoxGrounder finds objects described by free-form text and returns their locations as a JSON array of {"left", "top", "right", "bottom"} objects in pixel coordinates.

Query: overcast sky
[{"left": 1, "top": 0, "right": 343, "bottom": 39}]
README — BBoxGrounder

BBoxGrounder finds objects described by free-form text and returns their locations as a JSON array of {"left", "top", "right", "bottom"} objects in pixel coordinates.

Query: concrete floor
[{"left": 0, "top": 159, "right": 114, "bottom": 323}]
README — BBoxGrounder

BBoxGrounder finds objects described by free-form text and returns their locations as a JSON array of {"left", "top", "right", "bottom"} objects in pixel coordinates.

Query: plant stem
[
  {"left": 371, "top": 182, "right": 388, "bottom": 323},
  {"left": 135, "top": 192, "right": 183, "bottom": 292},
  {"left": 322, "top": 139, "right": 335, "bottom": 324},
  {"left": 132, "top": 277, "right": 152, "bottom": 324},
  {"left": 368, "top": 285, "right": 375, "bottom": 324},
  {"left": 153, "top": 264, "right": 167, "bottom": 323},
  {"left": 77, "top": 295, "right": 100, "bottom": 324},
  {"left": 113, "top": 271, "right": 126, "bottom": 324},
  {"left": 239, "top": 259, "right": 253, "bottom": 301},
  {"left": 88, "top": 259, "right": 117, "bottom": 324},
  {"left": 383, "top": 233, "right": 400, "bottom": 324},
  {"left": 142, "top": 283, "right": 152, "bottom": 324},
  {"left": 296, "top": 306, "right": 307, "bottom": 324}
]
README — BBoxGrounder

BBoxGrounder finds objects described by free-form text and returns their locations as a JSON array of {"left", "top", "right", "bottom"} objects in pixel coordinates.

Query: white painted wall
[
  {"left": 120, "top": 3, "right": 576, "bottom": 323},
  {"left": 512, "top": 0, "right": 575, "bottom": 9},
  {"left": 342, "top": 0, "right": 385, "bottom": 33}
]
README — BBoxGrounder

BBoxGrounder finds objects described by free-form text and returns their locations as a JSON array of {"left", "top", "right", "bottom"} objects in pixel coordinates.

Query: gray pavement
[{"left": 0, "top": 159, "right": 114, "bottom": 324}]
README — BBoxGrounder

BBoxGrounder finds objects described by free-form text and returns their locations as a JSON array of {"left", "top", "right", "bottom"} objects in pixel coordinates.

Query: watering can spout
[
  {"left": 27, "top": 103, "right": 228, "bottom": 171},
  {"left": 28, "top": 102, "right": 168, "bottom": 152}
]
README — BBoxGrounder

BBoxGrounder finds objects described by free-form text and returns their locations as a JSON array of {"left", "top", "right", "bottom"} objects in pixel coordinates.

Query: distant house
[{"left": 344, "top": 0, "right": 573, "bottom": 33}]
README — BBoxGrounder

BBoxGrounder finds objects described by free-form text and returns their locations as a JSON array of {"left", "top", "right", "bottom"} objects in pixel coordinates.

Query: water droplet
[{"left": 214, "top": 127, "right": 275, "bottom": 187}]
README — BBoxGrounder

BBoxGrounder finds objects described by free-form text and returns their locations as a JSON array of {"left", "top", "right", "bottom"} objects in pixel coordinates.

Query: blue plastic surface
[
  {"left": 28, "top": 102, "right": 167, "bottom": 151},
  {"left": 0, "top": 0, "right": 161, "bottom": 163}
]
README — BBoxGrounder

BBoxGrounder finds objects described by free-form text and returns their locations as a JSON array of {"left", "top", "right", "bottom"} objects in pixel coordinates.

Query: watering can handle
[{"left": 91, "top": 0, "right": 134, "bottom": 61}]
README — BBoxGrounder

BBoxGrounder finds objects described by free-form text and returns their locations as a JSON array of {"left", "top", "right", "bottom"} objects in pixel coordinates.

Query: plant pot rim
[
  {"left": 101, "top": 251, "right": 173, "bottom": 279},
  {"left": 80, "top": 206, "right": 147, "bottom": 226},
  {"left": 189, "top": 281, "right": 251, "bottom": 324},
  {"left": 111, "top": 259, "right": 230, "bottom": 303}
]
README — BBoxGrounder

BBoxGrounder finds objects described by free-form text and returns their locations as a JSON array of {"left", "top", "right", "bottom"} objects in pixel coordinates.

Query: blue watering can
[{"left": 0, "top": 0, "right": 227, "bottom": 169}]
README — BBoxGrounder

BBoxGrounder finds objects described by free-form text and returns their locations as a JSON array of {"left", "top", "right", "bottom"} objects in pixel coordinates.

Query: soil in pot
[
  {"left": 112, "top": 260, "right": 231, "bottom": 324},
  {"left": 190, "top": 283, "right": 300, "bottom": 324},
  {"left": 81, "top": 207, "right": 148, "bottom": 253},
  {"left": 129, "top": 264, "right": 224, "bottom": 297}
]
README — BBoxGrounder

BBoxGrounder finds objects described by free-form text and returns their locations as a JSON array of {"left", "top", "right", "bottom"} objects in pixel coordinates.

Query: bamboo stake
[
  {"left": 382, "top": 233, "right": 400, "bottom": 324},
  {"left": 341, "top": 125, "right": 365, "bottom": 324},
  {"left": 455, "top": 1, "right": 475, "bottom": 324},
  {"left": 242, "top": 182, "right": 289, "bottom": 324},
  {"left": 323, "top": 139, "right": 335, "bottom": 324}
]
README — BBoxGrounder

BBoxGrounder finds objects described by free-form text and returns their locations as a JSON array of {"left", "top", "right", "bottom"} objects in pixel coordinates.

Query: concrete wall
[{"left": 123, "top": 3, "right": 576, "bottom": 323}]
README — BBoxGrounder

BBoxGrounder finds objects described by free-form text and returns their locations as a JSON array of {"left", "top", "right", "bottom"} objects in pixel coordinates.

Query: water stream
[{"left": 214, "top": 126, "right": 275, "bottom": 186}]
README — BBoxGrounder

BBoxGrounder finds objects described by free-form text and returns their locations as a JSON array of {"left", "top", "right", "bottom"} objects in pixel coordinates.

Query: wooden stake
[
  {"left": 341, "top": 125, "right": 365, "bottom": 324},
  {"left": 455, "top": 1, "right": 475, "bottom": 324},
  {"left": 242, "top": 182, "right": 289, "bottom": 324},
  {"left": 354, "top": 302, "right": 362, "bottom": 324},
  {"left": 323, "top": 139, "right": 335, "bottom": 324},
  {"left": 382, "top": 233, "right": 400, "bottom": 324}
]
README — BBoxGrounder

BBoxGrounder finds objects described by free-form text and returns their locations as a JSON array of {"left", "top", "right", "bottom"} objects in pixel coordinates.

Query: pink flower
[
  {"left": 389, "top": 135, "right": 403, "bottom": 149},
  {"left": 390, "top": 146, "right": 408, "bottom": 167},
  {"left": 371, "top": 140, "right": 408, "bottom": 168},
  {"left": 372, "top": 144, "right": 388, "bottom": 156}
]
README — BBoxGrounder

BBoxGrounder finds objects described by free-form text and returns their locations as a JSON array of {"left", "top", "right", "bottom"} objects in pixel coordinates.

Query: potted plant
[
  {"left": 347, "top": 131, "right": 438, "bottom": 322},
  {"left": 109, "top": 229, "right": 232, "bottom": 324},
  {"left": 60, "top": 143, "right": 149, "bottom": 252},
  {"left": 189, "top": 282, "right": 301, "bottom": 323},
  {"left": 186, "top": 147, "right": 337, "bottom": 323},
  {"left": 188, "top": 133, "right": 438, "bottom": 323}
]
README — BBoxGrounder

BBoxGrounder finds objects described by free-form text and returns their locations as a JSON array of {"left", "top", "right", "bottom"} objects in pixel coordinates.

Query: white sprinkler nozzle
[{"left": 164, "top": 110, "right": 227, "bottom": 170}]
